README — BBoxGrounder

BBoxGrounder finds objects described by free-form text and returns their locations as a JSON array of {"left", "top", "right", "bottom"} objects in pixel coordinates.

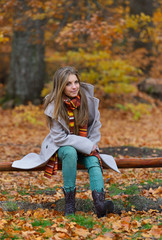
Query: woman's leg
[
  {"left": 81, "top": 155, "right": 104, "bottom": 192},
  {"left": 58, "top": 146, "right": 77, "bottom": 215},
  {"left": 58, "top": 146, "right": 77, "bottom": 192},
  {"left": 81, "top": 155, "right": 114, "bottom": 218}
]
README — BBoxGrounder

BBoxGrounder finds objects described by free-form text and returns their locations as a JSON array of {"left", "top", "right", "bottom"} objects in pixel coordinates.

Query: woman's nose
[{"left": 72, "top": 83, "right": 76, "bottom": 88}]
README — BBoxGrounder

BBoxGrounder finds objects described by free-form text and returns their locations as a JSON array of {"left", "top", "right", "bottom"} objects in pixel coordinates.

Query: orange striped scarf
[
  {"left": 64, "top": 95, "right": 87, "bottom": 136},
  {"left": 44, "top": 95, "right": 102, "bottom": 178},
  {"left": 44, "top": 153, "right": 58, "bottom": 178}
]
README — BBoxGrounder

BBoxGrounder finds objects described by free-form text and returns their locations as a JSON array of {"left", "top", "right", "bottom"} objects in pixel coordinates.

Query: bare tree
[{"left": 7, "top": 0, "right": 45, "bottom": 105}]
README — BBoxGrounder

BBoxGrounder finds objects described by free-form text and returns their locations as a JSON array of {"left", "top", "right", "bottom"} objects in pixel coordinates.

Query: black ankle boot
[
  {"left": 92, "top": 189, "right": 114, "bottom": 218},
  {"left": 63, "top": 188, "right": 76, "bottom": 216}
]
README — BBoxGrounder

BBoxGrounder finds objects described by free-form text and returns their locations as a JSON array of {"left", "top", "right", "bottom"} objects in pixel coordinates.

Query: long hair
[{"left": 44, "top": 66, "right": 89, "bottom": 133}]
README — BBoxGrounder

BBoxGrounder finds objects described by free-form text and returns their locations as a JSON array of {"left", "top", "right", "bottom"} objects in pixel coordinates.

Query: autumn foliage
[
  {"left": 0, "top": 0, "right": 162, "bottom": 93},
  {"left": 0, "top": 1, "right": 162, "bottom": 239}
]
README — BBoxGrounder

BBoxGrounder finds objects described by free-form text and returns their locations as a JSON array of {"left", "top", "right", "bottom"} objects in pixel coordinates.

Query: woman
[{"left": 12, "top": 66, "right": 120, "bottom": 218}]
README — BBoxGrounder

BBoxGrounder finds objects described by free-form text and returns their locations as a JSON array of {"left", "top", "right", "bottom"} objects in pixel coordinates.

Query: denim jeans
[{"left": 57, "top": 146, "right": 104, "bottom": 192}]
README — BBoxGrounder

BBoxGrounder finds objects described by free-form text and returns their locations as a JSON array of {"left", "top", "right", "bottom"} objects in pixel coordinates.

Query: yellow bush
[
  {"left": 12, "top": 103, "right": 44, "bottom": 126},
  {"left": 44, "top": 49, "right": 140, "bottom": 95},
  {"left": 116, "top": 103, "right": 152, "bottom": 120}
]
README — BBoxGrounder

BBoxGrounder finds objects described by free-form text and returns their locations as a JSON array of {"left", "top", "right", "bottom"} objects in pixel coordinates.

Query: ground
[{"left": 0, "top": 92, "right": 161, "bottom": 239}]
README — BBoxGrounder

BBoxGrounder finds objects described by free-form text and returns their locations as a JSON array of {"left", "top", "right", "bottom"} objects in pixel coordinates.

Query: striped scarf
[
  {"left": 44, "top": 95, "right": 102, "bottom": 178},
  {"left": 44, "top": 153, "right": 58, "bottom": 178},
  {"left": 64, "top": 95, "right": 87, "bottom": 136}
]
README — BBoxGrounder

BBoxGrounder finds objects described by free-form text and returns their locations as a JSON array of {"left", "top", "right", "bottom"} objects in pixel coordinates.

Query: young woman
[{"left": 12, "top": 66, "right": 120, "bottom": 218}]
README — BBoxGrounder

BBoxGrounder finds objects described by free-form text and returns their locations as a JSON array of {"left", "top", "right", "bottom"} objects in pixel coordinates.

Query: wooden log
[
  {"left": 0, "top": 157, "right": 162, "bottom": 171},
  {"left": 115, "top": 157, "right": 162, "bottom": 168}
]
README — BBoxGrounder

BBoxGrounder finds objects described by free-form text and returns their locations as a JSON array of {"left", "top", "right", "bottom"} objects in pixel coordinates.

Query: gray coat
[{"left": 12, "top": 82, "right": 120, "bottom": 173}]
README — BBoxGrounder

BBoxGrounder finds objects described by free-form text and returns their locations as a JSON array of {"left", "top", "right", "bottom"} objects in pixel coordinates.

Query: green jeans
[{"left": 58, "top": 146, "right": 104, "bottom": 193}]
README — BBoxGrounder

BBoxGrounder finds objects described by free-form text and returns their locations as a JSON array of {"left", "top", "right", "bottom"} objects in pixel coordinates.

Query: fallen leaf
[{"left": 73, "top": 227, "right": 90, "bottom": 238}]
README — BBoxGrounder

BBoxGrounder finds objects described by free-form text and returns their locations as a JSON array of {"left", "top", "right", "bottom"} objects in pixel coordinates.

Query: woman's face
[{"left": 63, "top": 74, "right": 80, "bottom": 98}]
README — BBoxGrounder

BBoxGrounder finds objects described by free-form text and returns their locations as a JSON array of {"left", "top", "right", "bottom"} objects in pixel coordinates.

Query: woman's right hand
[{"left": 91, "top": 144, "right": 97, "bottom": 152}]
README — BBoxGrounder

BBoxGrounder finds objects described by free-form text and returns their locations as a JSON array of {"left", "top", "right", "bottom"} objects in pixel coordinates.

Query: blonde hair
[{"left": 44, "top": 66, "right": 88, "bottom": 133}]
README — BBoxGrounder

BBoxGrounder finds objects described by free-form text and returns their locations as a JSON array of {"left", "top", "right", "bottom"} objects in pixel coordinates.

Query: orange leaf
[{"left": 73, "top": 227, "right": 90, "bottom": 238}]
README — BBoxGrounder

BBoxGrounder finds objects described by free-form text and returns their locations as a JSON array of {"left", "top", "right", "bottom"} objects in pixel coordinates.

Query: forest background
[{"left": 0, "top": 0, "right": 162, "bottom": 239}]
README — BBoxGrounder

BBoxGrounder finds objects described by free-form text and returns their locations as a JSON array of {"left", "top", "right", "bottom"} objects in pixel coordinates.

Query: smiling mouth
[{"left": 71, "top": 91, "right": 78, "bottom": 93}]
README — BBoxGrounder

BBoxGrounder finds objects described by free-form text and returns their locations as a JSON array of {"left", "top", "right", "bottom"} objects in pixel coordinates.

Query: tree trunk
[
  {"left": 7, "top": 0, "right": 45, "bottom": 104},
  {"left": 129, "top": 0, "right": 153, "bottom": 51},
  {"left": 129, "top": 0, "right": 154, "bottom": 74},
  {"left": 130, "top": 0, "right": 153, "bottom": 16}
]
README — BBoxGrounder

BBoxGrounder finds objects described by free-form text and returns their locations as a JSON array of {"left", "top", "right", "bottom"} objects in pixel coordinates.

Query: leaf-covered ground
[
  {"left": 0, "top": 93, "right": 162, "bottom": 239},
  {"left": 0, "top": 168, "right": 161, "bottom": 239}
]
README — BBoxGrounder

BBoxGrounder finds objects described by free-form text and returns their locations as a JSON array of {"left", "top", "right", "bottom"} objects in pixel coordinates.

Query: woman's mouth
[{"left": 71, "top": 90, "right": 77, "bottom": 93}]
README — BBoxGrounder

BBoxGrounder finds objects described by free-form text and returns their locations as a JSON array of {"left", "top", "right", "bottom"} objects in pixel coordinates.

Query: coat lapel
[
  {"left": 44, "top": 100, "right": 70, "bottom": 132},
  {"left": 58, "top": 116, "right": 70, "bottom": 133},
  {"left": 87, "top": 96, "right": 99, "bottom": 136}
]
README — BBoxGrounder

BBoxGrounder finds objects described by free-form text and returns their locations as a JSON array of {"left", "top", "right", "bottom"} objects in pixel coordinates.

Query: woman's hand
[{"left": 91, "top": 144, "right": 97, "bottom": 152}]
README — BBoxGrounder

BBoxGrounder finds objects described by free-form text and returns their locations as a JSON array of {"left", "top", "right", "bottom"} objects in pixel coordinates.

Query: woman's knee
[
  {"left": 58, "top": 146, "right": 77, "bottom": 161},
  {"left": 84, "top": 156, "right": 100, "bottom": 169}
]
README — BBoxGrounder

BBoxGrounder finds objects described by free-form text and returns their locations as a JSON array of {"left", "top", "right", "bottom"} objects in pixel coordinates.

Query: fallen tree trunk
[{"left": 0, "top": 157, "right": 162, "bottom": 171}]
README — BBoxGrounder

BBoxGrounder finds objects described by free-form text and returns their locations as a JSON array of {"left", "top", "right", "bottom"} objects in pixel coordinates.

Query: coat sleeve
[{"left": 49, "top": 119, "right": 94, "bottom": 155}]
